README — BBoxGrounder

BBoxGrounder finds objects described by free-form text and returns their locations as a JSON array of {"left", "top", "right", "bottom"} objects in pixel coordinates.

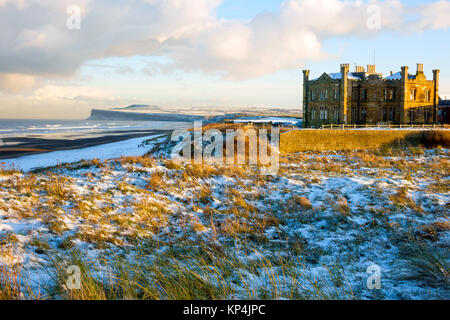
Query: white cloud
[
  {"left": 0, "top": 0, "right": 448, "bottom": 83},
  {"left": 32, "top": 85, "right": 113, "bottom": 103},
  {"left": 414, "top": 0, "right": 450, "bottom": 30}
]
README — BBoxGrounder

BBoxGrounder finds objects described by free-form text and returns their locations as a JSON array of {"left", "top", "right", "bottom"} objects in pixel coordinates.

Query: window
[
  {"left": 409, "top": 110, "right": 415, "bottom": 123},
  {"left": 384, "top": 89, "right": 394, "bottom": 101},
  {"left": 361, "top": 89, "right": 367, "bottom": 101},
  {"left": 424, "top": 109, "right": 431, "bottom": 123},
  {"left": 311, "top": 108, "right": 316, "bottom": 120},
  {"left": 425, "top": 89, "right": 431, "bottom": 102},
  {"left": 389, "top": 108, "right": 395, "bottom": 122},
  {"left": 334, "top": 108, "right": 339, "bottom": 121},
  {"left": 311, "top": 90, "right": 316, "bottom": 101},
  {"left": 410, "top": 88, "right": 416, "bottom": 101},
  {"left": 383, "top": 108, "right": 388, "bottom": 121},
  {"left": 352, "top": 107, "right": 357, "bottom": 123},
  {"left": 319, "top": 107, "right": 328, "bottom": 120},
  {"left": 320, "top": 90, "right": 328, "bottom": 101},
  {"left": 361, "top": 107, "right": 367, "bottom": 122},
  {"left": 334, "top": 88, "right": 339, "bottom": 100}
]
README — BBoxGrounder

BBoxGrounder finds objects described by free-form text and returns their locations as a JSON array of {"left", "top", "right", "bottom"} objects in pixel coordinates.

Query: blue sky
[
  {"left": 215, "top": 0, "right": 450, "bottom": 95},
  {"left": 217, "top": 0, "right": 283, "bottom": 19},
  {"left": 0, "top": 0, "right": 449, "bottom": 118}
]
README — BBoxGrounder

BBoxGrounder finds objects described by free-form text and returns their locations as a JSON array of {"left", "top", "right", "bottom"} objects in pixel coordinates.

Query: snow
[
  {"left": 1, "top": 134, "right": 164, "bottom": 172},
  {"left": 0, "top": 144, "right": 448, "bottom": 300},
  {"left": 385, "top": 72, "right": 402, "bottom": 81},
  {"left": 329, "top": 73, "right": 342, "bottom": 80},
  {"left": 311, "top": 72, "right": 362, "bottom": 81},
  {"left": 233, "top": 117, "right": 302, "bottom": 125}
]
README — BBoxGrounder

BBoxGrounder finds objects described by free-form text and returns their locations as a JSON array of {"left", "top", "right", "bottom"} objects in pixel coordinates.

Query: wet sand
[{"left": 0, "top": 129, "right": 171, "bottom": 160}]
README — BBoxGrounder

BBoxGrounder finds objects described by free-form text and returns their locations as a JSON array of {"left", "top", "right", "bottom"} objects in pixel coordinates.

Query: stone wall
[{"left": 280, "top": 129, "right": 449, "bottom": 152}]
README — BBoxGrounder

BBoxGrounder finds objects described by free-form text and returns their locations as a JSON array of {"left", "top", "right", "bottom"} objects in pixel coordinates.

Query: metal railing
[{"left": 319, "top": 123, "right": 449, "bottom": 130}]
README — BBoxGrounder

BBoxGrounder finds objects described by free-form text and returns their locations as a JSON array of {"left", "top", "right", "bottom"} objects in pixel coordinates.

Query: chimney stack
[
  {"left": 433, "top": 69, "right": 440, "bottom": 83},
  {"left": 303, "top": 69, "right": 310, "bottom": 82},
  {"left": 341, "top": 63, "right": 350, "bottom": 73},
  {"left": 367, "top": 65, "right": 376, "bottom": 74},
  {"left": 401, "top": 66, "right": 409, "bottom": 80},
  {"left": 355, "top": 66, "right": 365, "bottom": 73},
  {"left": 417, "top": 63, "right": 424, "bottom": 73}
]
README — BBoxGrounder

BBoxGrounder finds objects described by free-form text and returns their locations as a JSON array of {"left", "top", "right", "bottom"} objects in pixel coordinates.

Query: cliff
[{"left": 87, "top": 109, "right": 205, "bottom": 122}]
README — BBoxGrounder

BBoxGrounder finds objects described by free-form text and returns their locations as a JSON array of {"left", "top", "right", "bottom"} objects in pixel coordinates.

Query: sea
[
  {"left": 0, "top": 119, "right": 190, "bottom": 171},
  {"left": 0, "top": 119, "right": 189, "bottom": 140}
]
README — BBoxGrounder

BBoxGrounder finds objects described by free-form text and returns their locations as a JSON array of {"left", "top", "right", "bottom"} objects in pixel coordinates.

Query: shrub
[
  {"left": 423, "top": 131, "right": 450, "bottom": 148},
  {"left": 293, "top": 196, "right": 313, "bottom": 210}
]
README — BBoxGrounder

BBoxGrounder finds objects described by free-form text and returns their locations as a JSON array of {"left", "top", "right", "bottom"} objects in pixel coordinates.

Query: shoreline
[
  {"left": 0, "top": 133, "right": 169, "bottom": 172},
  {"left": 0, "top": 129, "right": 171, "bottom": 160}
]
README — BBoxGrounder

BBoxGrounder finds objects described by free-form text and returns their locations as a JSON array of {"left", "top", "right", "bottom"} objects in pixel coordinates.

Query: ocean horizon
[{"left": 0, "top": 119, "right": 189, "bottom": 139}]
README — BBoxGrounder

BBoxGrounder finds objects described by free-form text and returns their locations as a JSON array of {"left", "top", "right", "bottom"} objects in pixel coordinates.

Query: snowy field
[
  {"left": 0, "top": 145, "right": 448, "bottom": 299},
  {"left": 233, "top": 117, "right": 302, "bottom": 125}
]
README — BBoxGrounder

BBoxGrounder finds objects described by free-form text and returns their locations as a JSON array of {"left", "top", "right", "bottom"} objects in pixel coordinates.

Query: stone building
[{"left": 302, "top": 63, "right": 440, "bottom": 127}]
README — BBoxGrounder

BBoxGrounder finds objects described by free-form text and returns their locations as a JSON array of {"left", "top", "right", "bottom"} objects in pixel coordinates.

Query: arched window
[{"left": 410, "top": 88, "right": 417, "bottom": 101}]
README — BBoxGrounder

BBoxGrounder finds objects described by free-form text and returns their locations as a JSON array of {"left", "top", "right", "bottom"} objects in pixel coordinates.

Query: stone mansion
[{"left": 302, "top": 63, "right": 440, "bottom": 127}]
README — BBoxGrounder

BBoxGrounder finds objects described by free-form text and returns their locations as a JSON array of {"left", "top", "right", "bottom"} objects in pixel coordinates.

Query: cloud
[
  {"left": 414, "top": 0, "right": 450, "bottom": 30},
  {"left": 0, "top": 0, "right": 448, "bottom": 83},
  {"left": 0, "top": 73, "right": 36, "bottom": 92},
  {"left": 33, "top": 85, "right": 111, "bottom": 102}
]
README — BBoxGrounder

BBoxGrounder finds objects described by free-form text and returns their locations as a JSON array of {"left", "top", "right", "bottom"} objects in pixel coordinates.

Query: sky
[{"left": 0, "top": 0, "right": 449, "bottom": 119}]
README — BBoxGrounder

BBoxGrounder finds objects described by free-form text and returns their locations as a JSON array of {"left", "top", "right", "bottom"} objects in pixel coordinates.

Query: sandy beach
[{"left": 0, "top": 129, "right": 171, "bottom": 160}]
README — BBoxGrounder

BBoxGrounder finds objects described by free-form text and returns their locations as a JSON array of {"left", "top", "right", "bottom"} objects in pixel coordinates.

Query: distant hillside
[
  {"left": 87, "top": 109, "right": 205, "bottom": 122},
  {"left": 112, "top": 104, "right": 161, "bottom": 111}
]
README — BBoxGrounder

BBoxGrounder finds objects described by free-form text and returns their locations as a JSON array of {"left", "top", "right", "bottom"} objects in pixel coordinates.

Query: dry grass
[
  {"left": 417, "top": 221, "right": 450, "bottom": 242},
  {"left": 0, "top": 146, "right": 448, "bottom": 300},
  {"left": 293, "top": 196, "right": 313, "bottom": 210},
  {"left": 0, "top": 265, "right": 22, "bottom": 300},
  {"left": 183, "top": 164, "right": 218, "bottom": 179},
  {"left": 146, "top": 171, "right": 164, "bottom": 190},
  {"left": 389, "top": 187, "right": 422, "bottom": 212},
  {"left": 400, "top": 241, "right": 449, "bottom": 288}
]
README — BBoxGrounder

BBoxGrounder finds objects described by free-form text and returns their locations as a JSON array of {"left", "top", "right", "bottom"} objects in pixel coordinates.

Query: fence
[{"left": 319, "top": 124, "right": 449, "bottom": 130}]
